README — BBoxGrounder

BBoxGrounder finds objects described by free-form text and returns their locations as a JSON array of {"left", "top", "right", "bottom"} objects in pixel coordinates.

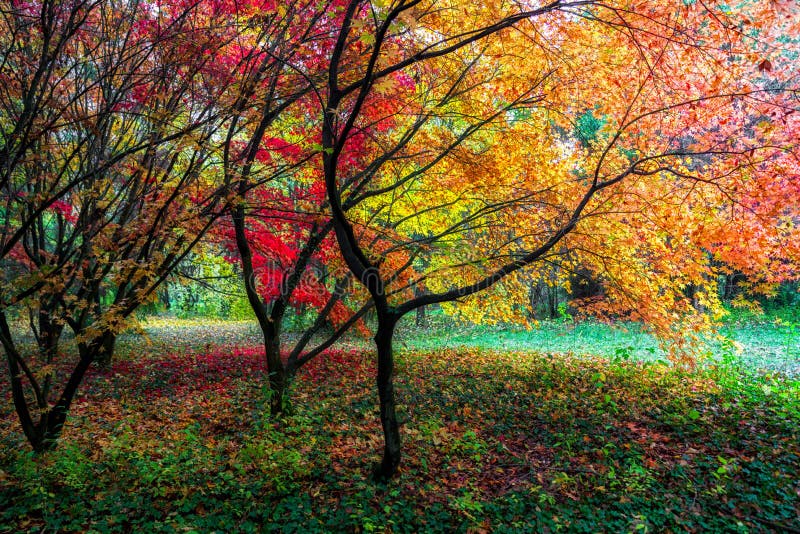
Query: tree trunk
[
  {"left": 374, "top": 313, "right": 401, "bottom": 479},
  {"left": 548, "top": 284, "right": 558, "bottom": 319},
  {"left": 35, "top": 309, "right": 63, "bottom": 403},
  {"left": 36, "top": 309, "right": 63, "bottom": 362},
  {"left": 3, "top": 314, "right": 95, "bottom": 452},
  {"left": 527, "top": 283, "right": 537, "bottom": 319},
  {"left": 414, "top": 285, "right": 426, "bottom": 327},
  {"left": 93, "top": 331, "right": 116, "bottom": 368},
  {"left": 415, "top": 305, "right": 425, "bottom": 327},
  {"left": 231, "top": 203, "right": 289, "bottom": 416},
  {"left": 264, "top": 325, "right": 287, "bottom": 415},
  {"left": 37, "top": 354, "right": 94, "bottom": 451},
  {"left": 1, "top": 313, "right": 40, "bottom": 449}
]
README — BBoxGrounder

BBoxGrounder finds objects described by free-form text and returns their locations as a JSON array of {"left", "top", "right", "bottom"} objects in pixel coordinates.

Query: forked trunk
[
  {"left": 36, "top": 355, "right": 94, "bottom": 451},
  {"left": 4, "top": 331, "right": 95, "bottom": 452},
  {"left": 36, "top": 309, "right": 63, "bottom": 363},
  {"left": 232, "top": 203, "right": 289, "bottom": 415}
]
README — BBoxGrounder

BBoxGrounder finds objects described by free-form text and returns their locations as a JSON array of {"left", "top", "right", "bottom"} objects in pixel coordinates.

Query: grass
[
  {"left": 396, "top": 313, "right": 800, "bottom": 376},
  {"left": 716, "top": 320, "right": 800, "bottom": 375},
  {"left": 1, "top": 317, "right": 799, "bottom": 532},
  {"left": 397, "top": 318, "right": 662, "bottom": 361}
]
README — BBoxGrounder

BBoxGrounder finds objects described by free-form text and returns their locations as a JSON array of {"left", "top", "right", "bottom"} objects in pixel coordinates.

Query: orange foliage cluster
[{"left": 323, "top": 0, "right": 800, "bottom": 354}]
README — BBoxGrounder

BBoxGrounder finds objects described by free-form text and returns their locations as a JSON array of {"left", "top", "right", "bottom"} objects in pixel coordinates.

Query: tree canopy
[{"left": 1, "top": 0, "right": 798, "bottom": 476}]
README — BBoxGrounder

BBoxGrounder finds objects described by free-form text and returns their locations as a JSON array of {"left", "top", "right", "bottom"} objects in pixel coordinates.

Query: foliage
[
  {"left": 0, "top": 0, "right": 239, "bottom": 450},
  {"left": 2, "top": 0, "right": 799, "bottom": 490},
  {"left": 320, "top": 0, "right": 800, "bottom": 348},
  {"left": 163, "top": 253, "right": 252, "bottom": 320},
  {"left": 312, "top": 0, "right": 800, "bottom": 476},
  {"left": 1, "top": 326, "right": 798, "bottom": 532}
]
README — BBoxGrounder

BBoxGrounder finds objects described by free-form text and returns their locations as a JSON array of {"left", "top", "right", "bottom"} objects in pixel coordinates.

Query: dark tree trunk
[
  {"left": 374, "top": 312, "right": 401, "bottom": 479},
  {"left": 414, "top": 285, "right": 426, "bottom": 327},
  {"left": 527, "top": 283, "right": 536, "bottom": 319},
  {"left": 415, "top": 306, "right": 425, "bottom": 327},
  {"left": 3, "top": 310, "right": 95, "bottom": 452},
  {"left": 232, "top": 204, "right": 288, "bottom": 415},
  {"left": 2, "top": 316, "right": 40, "bottom": 449},
  {"left": 264, "top": 324, "right": 287, "bottom": 415},
  {"left": 36, "top": 309, "right": 63, "bottom": 363},
  {"left": 93, "top": 331, "right": 116, "bottom": 368},
  {"left": 36, "top": 354, "right": 94, "bottom": 451},
  {"left": 548, "top": 284, "right": 558, "bottom": 319},
  {"left": 161, "top": 286, "right": 171, "bottom": 310},
  {"left": 35, "top": 308, "right": 63, "bottom": 402}
]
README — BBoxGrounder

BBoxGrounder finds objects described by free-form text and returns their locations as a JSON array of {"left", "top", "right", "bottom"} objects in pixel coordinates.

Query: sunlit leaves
[{"left": 324, "top": 0, "right": 800, "bottom": 356}]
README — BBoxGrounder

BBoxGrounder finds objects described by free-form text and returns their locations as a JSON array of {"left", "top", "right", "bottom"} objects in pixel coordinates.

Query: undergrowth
[{"left": 1, "top": 337, "right": 798, "bottom": 532}]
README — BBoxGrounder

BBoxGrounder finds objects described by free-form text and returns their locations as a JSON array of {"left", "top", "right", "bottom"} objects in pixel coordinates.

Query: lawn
[
  {"left": 396, "top": 315, "right": 800, "bottom": 376},
  {"left": 1, "top": 319, "right": 799, "bottom": 532}
]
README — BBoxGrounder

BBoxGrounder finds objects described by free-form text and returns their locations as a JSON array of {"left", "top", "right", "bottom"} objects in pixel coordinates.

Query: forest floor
[{"left": 1, "top": 317, "right": 799, "bottom": 532}]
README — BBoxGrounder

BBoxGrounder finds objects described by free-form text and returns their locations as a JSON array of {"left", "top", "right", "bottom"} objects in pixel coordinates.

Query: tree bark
[
  {"left": 415, "top": 305, "right": 426, "bottom": 327},
  {"left": 232, "top": 204, "right": 288, "bottom": 415},
  {"left": 1, "top": 312, "right": 40, "bottom": 449},
  {"left": 264, "top": 323, "right": 287, "bottom": 415},
  {"left": 35, "top": 308, "right": 63, "bottom": 402},
  {"left": 374, "top": 312, "right": 401, "bottom": 479},
  {"left": 37, "top": 354, "right": 94, "bottom": 451},
  {"left": 93, "top": 331, "right": 116, "bottom": 368},
  {"left": 413, "top": 284, "right": 426, "bottom": 327},
  {"left": 2, "top": 304, "right": 102, "bottom": 451}
]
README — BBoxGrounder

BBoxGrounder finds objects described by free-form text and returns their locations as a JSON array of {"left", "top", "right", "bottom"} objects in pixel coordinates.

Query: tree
[
  {"left": 316, "top": 0, "right": 800, "bottom": 478},
  {"left": 0, "top": 0, "right": 241, "bottom": 451},
  {"left": 210, "top": 0, "right": 375, "bottom": 414},
  {"left": 212, "top": 0, "right": 428, "bottom": 415}
]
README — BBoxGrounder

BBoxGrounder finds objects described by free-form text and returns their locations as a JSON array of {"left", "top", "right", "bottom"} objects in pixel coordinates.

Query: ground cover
[
  {"left": 115, "top": 314, "right": 800, "bottom": 375},
  {"left": 1, "top": 320, "right": 798, "bottom": 532},
  {"left": 397, "top": 315, "right": 800, "bottom": 377}
]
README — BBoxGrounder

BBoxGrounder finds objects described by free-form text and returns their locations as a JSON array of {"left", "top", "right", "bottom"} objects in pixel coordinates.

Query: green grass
[
  {"left": 396, "top": 314, "right": 800, "bottom": 377},
  {"left": 397, "top": 318, "right": 662, "bottom": 360},
  {"left": 1, "top": 317, "right": 798, "bottom": 532},
  {"left": 716, "top": 320, "right": 800, "bottom": 375}
]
